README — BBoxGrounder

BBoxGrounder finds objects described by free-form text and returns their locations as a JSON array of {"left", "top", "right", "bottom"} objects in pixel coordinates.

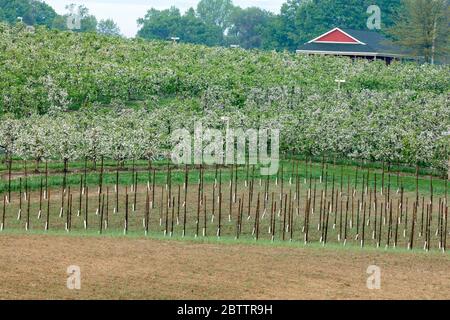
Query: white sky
[{"left": 44, "top": 0, "right": 284, "bottom": 38}]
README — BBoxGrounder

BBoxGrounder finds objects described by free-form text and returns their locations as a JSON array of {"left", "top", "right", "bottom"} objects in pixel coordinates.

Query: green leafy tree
[
  {"left": 0, "top": 0, "right": 58, "bottom": 27},
  {"left": 388, "top": 0, "right": 449, "bottom": 64},
  {"left": 137, "top": 7, "right": 223, "bottom": 45},
  {"left": 51, "top": 15, "right": 67, "bottom": 30},
  {"left": 97, "top": 18, "right": 121, "bottom": 36},
  {"left": 196, "top": 0, "right": 234, "bottom": 31},
  {"left": 137, "top": 7, "right": 182, "bottom": 40},
  {"left": 181, "top": 8, "right": 223, "bottom": 46},
  {"left": 228, "top": 7, "right": 275, "bottom": 49}
]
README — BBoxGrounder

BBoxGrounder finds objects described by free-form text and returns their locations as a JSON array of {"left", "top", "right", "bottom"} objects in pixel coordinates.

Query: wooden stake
[
  {"left": 324, "top": 201, "right": 331, "bottom": 245},
  {"left": 124, "top": 191, "right": 129, "bottom": 235},
  {"left": 218, "top": 191, "right": 222, "bottom": 238},
  {"left": 7, "top": 158, "right": 12, "bottom": 202},
  {"left": 45, "top": 189, "right": 51, "bottom": 231},
  {"left": 164, "top": 192, "right": 169, "bottom": 236},
  {"left": 255, "top": 193, "right": 260, "bottom": 240},
  {"left": 282, "top": 193, "right": 287, "bottom": 241},
  {"left": 145, "top": 188, "right": 150, "bottom": 235},
  {"left": 115, "top": 164, "right": 119, "bottom": 213},
  {"left": 239, "top": 195, "right": 245, "bottom": 239},
  {"left": 196, "top": 179, "right": 201, "bottom": 237},
  {"left": 236, "top": 197, "right": 242, "bottom": 239},
  {"left": 361, "top": 201, "right": 366, "bottom": 247},
  {"left": 68, "top": 194, "right": 73, "bottom": 232},
  {"left": 177, "top": 184, "right": 181, "bottom": 225},
  {"left": 344, "top": 195, "right": 349, "bottom": 243},
  {"left": 387, "top": 200, "right": 393, "bottom": 247},
  {"left": 159, "top": 185, "right": 164, "bottom": 227},
  {"left": 229, "top": 165, "right": 233, "bottom": 222},
  {"left": 105, "top": 187, "right": 109, "bottom": 229},
  {"left": 269, "top": 192, "right": 274, "bottom": 234},
  {"left": 183, "top": 166, "right": 188, "bottom": 237},
  {"left": 99, "top": 194, "right": 105, "bottom": 234},
  {"left": 84, "top": 186, "right": 89, "bottom": 229},
  {"left": 152, "top": 168, "right": 156, "bottom": 209},
  {"left": 170, "top": 196, "right": 175, "bottom": 237},
  {"left": 26, "top": 190, "right": 30, "bottom": 231},
  {"left": 203, "top": 195, "right": 207, "bottom": 237},
  {"left": 272, "top": 201, "right": 277, "bottom": 241},
  {"left": 410, "top": 201, "right": 416, "bottom": 250},
  {"left": 444, "top": 205, "right": 448, "bottom": 252},
  {"left": 394, "top": 200, "right": 400, "bottom": 247},
  {"left": 38, "top": 176, "right": 43, "bottom": 219},
  {"left": 18, "top": 177, "right": 22, "bottom": 220},
  {"left": 78, "top": 175, "right": 83, "bottom": 216},
  {"left": 133, "top": 171, "right": 138, "bottom": 212},
  {"left": 378, "top": 202, "right": 383, "bottom": 247}
]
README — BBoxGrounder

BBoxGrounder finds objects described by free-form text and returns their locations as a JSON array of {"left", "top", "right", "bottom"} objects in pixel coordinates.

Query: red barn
[{"left": 296, "top": 27, "right": 404, "bottom": 64}]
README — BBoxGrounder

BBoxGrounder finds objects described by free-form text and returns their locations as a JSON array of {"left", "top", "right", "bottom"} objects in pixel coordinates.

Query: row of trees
[
  {"left": 1, "top": 89, "right": 448, "bottom": 173},
  {"left": 2, "top": 0, "right": 448, "bottom": 62},
  {"left": 1, "top": 23, "right": 448, "bottom": 116},
  {"left": 0, "top": 111, "right": 160, "bottom": 169}
]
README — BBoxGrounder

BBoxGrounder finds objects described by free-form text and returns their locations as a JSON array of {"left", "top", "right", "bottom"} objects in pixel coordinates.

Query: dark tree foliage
[
  {"left": 388, "top": 0, "right": 449, "bottom": 64},
  {"left": 0, "top": 0, "right": 57, "bottom": 28},
  {"left": 227, "top": 7, "right": 276, "bottom": 49},
  {"left": 277, "top": 0, "right": 402, "bottom": 50},
  {"left": 1, "top": 0, "right": 440, "bottom": 60},
  {"left": 136, "top": 0, "right": 402, "bottom": 50},
  {"left": 137, "top": 7, "right": 223, "bottom": 46}
]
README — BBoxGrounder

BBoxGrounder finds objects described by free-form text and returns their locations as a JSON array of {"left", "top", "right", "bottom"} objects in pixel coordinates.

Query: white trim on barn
[
  {"left": 296, "top": 49, "right": 404, "bottom": 58},
  {"left": 307, "top": 27, "right": 366, "bottom": 45}
]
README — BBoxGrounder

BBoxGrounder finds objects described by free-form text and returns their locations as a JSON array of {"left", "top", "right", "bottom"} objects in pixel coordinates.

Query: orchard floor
[{"left": 0, "top": 234, "right": 449, "bottom": 300}]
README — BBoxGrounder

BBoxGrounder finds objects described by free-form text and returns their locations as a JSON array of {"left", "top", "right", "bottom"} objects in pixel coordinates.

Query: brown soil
[{"left": 0, "top": 234, "right": 449, "bottom": 300}]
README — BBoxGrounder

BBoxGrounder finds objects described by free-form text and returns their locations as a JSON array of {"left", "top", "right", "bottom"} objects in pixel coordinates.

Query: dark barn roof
[{"left": 297, "top": 28, "right": 403, "bottom": 58}]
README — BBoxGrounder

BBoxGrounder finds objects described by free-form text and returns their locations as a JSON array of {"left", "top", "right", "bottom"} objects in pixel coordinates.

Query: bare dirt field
[{"left": 0, "top": 234, "right": 449, "bottom": 300}]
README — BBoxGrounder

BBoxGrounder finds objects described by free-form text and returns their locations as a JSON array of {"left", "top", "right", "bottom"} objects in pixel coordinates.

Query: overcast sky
[{"left": 45, "top": 0, "right": 285, "bottom": 38}]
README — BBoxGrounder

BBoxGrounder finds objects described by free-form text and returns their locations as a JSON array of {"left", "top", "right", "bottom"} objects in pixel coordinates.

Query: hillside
[
  {"left": 0, "top": 24, "right": 449, "bottom": 170},
  {"left": 0, "top": 23, "right": 448, "bottom": 114}
]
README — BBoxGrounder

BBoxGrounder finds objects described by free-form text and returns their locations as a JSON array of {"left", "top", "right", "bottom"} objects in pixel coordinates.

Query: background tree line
[
  {"left": 137, "top": 0, "right": 404, "bottom": 50},
  {"left": 137, "top": 0, "right": 449, "bottom": 63},
  {"left": 0, "top": 0, "right": 448, "bottom": 63},
  {"left": 0, "top": 1, "right": 121, "bottom": 36}
]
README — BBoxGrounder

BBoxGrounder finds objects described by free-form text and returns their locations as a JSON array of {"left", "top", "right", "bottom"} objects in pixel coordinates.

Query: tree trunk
[
  {"left": 448, "top": 158, "right": 450, "bottom": 181},
  {"left": 63, "top": 158, "right": 68, "bottom": 190},
  {"left": 35, "top": 159, "right": 40, "bottom": 173}
]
